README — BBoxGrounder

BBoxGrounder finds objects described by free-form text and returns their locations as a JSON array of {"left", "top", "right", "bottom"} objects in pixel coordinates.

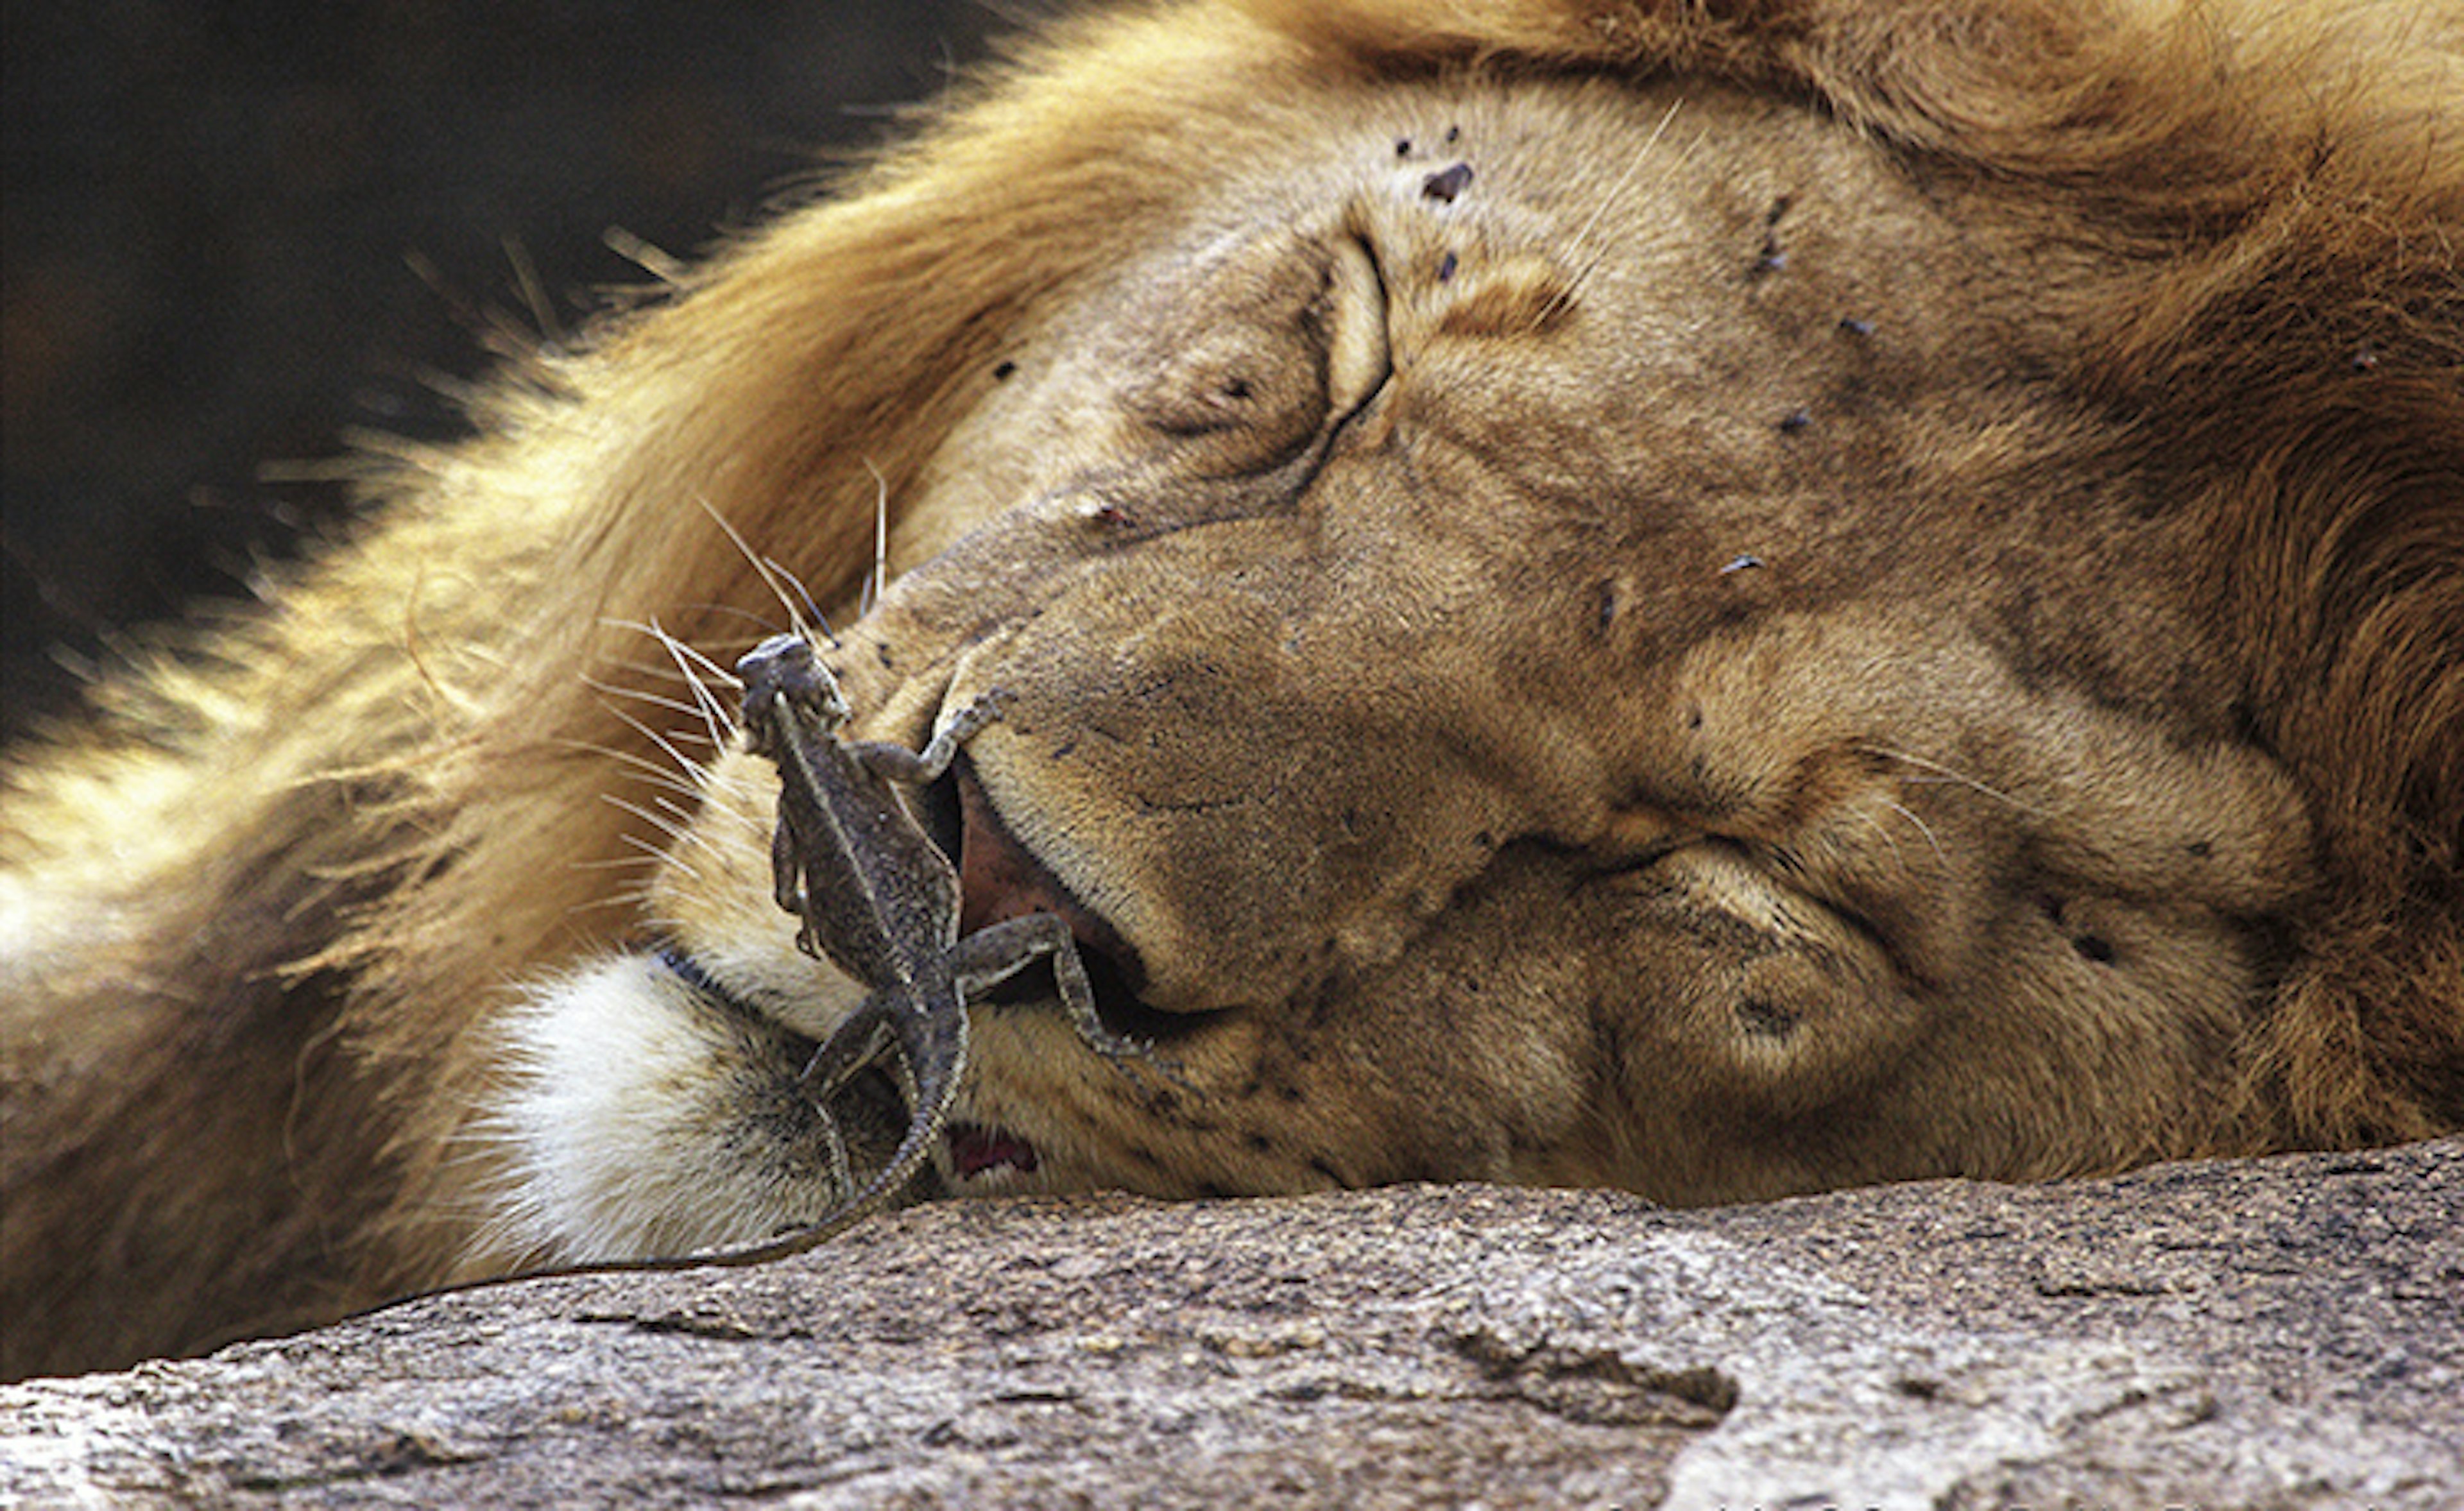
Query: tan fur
[{"left": 3, "top": 0, "right": 2457, "bottom": 1381}]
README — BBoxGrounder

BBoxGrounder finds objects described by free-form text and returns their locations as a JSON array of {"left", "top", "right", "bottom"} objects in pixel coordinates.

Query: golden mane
[{"left": 3, "top": 0, "right": 2455, "bottom": 1370}]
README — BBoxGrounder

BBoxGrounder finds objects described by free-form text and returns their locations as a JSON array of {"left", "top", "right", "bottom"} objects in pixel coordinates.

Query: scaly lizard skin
[
  {"left": 735, "top": 628, "right": 1150, "bottom": 1226},
  {"left": 409, "top": 630, "right": 1149, "bottom": 1290}
]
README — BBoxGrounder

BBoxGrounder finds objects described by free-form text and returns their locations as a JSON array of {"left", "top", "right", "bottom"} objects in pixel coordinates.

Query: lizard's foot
[
  {"left": 1050, "top": 975, "right": 1192, "bottom": 1093},
  {"left": 894, "top": 686, "right": 1012, "bottom": 784},
  {"left": 938, "top": 687, "right": 1011, "bottom": 746},
  {"left": 952, "top": 914, "right": 1194, "bottom": 1091}
]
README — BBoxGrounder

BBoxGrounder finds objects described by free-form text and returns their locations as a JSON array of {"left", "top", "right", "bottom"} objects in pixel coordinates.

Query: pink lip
[
  {"left": 954, "top": 776, "right": 1058, "bottom": 936},
  {"left": 955, "top": 766, "right": 1145, "bottom": 993}
]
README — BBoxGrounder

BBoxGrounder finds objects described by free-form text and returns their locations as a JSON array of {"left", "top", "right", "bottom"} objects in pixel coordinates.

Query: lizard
[
  {"left": 404, "top": 629, "right": 1159, "bottom": 1292},
  {"left": 731, "top": 627, "right": 1158, "bottom": 1230}
]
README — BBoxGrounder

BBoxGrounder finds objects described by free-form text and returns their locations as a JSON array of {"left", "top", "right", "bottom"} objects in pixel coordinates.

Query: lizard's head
[{"left": 736, "top": 631, "right": 853, "bottom": 745}]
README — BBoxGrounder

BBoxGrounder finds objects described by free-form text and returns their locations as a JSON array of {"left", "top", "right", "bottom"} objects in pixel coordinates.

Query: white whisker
[
  {"left": 860, "top": 458, "right": 891, "bottom": 619},
  {"left": 646, "top": 621, "right": 735, "bottom": 750},
  {"left": 602, "top": 794, "right": 724, "bottom": 862},
  {"left": 597, "top": 703, "right": 727, "bottom": 785},
  {"left": 1548, "top": 101, "right": 1691, "bottom": 323},
  {"left": 1880, "top": 798, "right": 1951, "bottom": 872},
  {"left": 569, "top": 852, "right": 664, "bottom": 873},
  {"left": 1857, "top": 743, "right": 2044, "bottom": 817},
  {"left": 612, "top": 828, "right": 703, "bottom": 883},
  {"left": 581, "top": 677, "right": 721, "bottom": 725},
  {"left": 650, "top": 794, "right": 706, "bottom": 828},
  {"left": 552, "top": 742, "right": 706, "bottom": 801},
  {"left": 694, "top": 493, "right": 833, "bottom": 646},
  {"left": 603, "top": 619, "right": 744, "bottom": 690}
]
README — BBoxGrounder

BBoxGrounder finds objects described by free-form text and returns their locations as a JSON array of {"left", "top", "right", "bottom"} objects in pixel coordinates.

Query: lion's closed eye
[
  {"left": 1319, "top": 235, "right": 1392, "bottom": 421},
  {"left": 1116, "top": 228, "right": 1390, "bottom": 464}
]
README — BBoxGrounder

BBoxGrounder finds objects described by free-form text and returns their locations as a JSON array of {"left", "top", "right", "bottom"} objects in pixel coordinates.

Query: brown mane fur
[{"left": 3, "top": 0, "right": 2457, "bottom": 1379}]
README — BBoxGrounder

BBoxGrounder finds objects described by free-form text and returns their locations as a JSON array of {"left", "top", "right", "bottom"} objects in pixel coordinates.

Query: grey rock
[{"left": 5, "top": 1140, "right": 2458, "bottom": 1508}]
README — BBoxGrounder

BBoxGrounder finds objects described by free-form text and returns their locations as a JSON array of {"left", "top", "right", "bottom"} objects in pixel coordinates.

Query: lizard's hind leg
[
  {"left": 800, "top": 1001, "right": 897, "bottom": 1104},
  {"left": 799, "top": 990, "right": 972, "bottom": 1211},
  {"left": 797, "top": 1003, "right": 900, "bottom": 1202}
]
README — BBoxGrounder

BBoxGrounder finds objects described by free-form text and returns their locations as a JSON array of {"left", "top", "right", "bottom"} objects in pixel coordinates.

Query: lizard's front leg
[{"left": 843, "top": 688, "right": 1009, "bottom": 787}]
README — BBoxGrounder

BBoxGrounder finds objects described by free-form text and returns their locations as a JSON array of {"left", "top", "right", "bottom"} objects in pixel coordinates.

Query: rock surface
[{"left": 5, "top": 1140, "right": 2459, "bottom": 1508}]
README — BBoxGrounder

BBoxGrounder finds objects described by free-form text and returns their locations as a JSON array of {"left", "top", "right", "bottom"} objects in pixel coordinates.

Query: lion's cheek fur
[{"left": 637, "top": 747, "right": 880, "bottom": 1044}]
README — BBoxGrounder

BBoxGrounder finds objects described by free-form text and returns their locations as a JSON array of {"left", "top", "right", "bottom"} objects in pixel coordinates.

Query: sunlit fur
[{"left": 3, "top": 0, "right": 2456, "bottom": 1380}]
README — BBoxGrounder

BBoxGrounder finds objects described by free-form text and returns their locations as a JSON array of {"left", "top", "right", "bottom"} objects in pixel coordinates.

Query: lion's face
[
  {"left": 488, "top": 74, "right": 2318, "bottom": 1261},
  {"left": 4, "top": 0, "right": 2451, "bottom": 1378}
]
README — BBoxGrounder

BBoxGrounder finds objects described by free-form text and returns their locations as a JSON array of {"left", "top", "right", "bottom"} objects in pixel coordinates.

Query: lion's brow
[{"left": 1436, "top": 252, "right": 1582, "bottom": 337}]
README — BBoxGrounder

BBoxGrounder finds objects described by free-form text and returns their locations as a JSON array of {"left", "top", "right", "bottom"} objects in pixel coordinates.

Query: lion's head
[{"left": 4, "top": 0, "right": 2458, "bottom": 1378}]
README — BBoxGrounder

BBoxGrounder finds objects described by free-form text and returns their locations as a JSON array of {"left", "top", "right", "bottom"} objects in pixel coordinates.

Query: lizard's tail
[{"left": 854, "top": 1001, "right": 970, "bottom": 1220}]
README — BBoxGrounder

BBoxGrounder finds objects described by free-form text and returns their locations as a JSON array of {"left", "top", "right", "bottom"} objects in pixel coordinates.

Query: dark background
[{"left": 3, "top": 1, "right": 1006, "bottom": 738}]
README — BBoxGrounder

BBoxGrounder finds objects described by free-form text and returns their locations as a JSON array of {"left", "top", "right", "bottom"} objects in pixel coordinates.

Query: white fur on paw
[{"left": 466, "top": 954, "right": 837, "bottom": 1267}]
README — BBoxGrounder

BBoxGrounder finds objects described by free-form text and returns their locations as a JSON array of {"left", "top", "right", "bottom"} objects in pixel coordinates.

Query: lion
[{"left": 3, "top": 0, "right": 2458, "bottom": 1383}]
